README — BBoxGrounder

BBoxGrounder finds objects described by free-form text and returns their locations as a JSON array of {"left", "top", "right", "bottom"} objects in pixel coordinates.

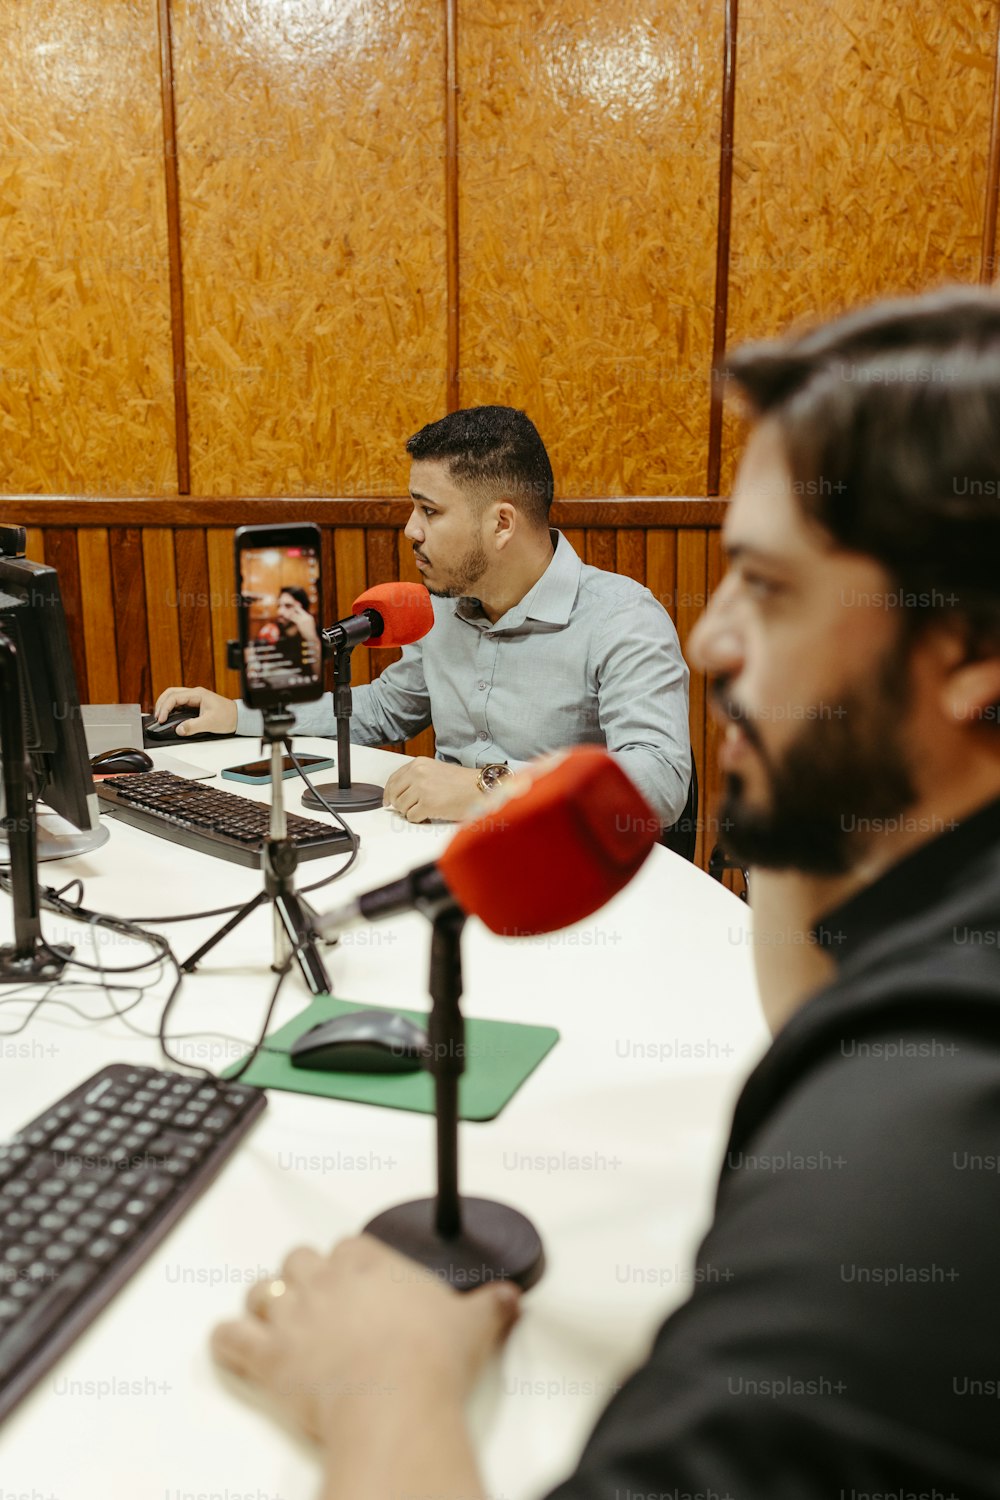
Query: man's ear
[
  {"left": 493, "top": 502, "right": 517, "bottom": 551},
  {"left": 942, "top": 654, "right": 1000, "bottom": 729}
]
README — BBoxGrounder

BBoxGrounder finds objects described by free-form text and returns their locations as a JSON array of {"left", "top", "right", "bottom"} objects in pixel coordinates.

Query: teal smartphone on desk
[{"left": 221, "top": 753, "right": 335, "bottom": 785}]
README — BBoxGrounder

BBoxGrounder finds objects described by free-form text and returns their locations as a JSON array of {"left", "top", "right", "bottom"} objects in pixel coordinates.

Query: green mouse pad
[{"left": 227, "top": 995, "right": 559, "bottom": 1122}]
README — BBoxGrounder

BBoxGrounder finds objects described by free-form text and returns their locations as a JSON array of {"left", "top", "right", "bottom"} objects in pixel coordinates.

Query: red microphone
[
  {"left": 314, "top": 747, "right": 658, "bottom": 938},
  {"left": 321, "top": 581, "right": 433, "bottom": 653},
  {"left": 350, "top": 582, "right": 434, "bottom": 648}
]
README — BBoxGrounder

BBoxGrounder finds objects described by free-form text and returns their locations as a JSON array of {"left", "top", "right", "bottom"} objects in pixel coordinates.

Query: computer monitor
[{"left": 0, "top": 553, "right": 108, "bottom": 860}]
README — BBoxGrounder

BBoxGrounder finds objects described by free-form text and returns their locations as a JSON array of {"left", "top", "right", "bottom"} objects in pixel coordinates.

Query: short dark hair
[
  {"left": 722, "top": 286, "right": 1000, "bottom": 651},
  {"left": 279, "top": 585, "right": 310, "bottom": 610},
  {"left": 405, "top": 405, "right": 554, "bottom": 526}
]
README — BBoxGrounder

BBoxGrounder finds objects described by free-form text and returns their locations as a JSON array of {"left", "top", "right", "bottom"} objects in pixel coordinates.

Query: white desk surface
[{"left": 0, "top": 740, "right": 769, "bottom": 1500}]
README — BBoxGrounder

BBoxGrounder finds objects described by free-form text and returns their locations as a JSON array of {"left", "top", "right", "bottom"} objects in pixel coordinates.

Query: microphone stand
[
  {"left": 182, "top": 705, "right": 332, "bottom": 994},
  {"left": 365, "top": 904, "right": 545, "bottom": 1290},
  {"left": 300, "top": 642, "right": 383, "bottom": 813}
]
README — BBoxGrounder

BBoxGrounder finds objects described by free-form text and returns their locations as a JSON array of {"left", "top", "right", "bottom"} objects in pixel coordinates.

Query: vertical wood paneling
[
  {"left": 23, "top": 529, "right": 45, "bottom": 565},
  {"left": 142, "top": 529, "right": 183, "bottom": 701},
  {"left": 0, "top": 1, "right": 176, "bottom": 494},
  {"left": 334, "top": 530, "right": 370, "bottom": 686},
  {"left": 561, "top": 529, "right": 586, "bottom": 560},
  {"left": 205, "top": 527, "right": 240, "bottom": 698},
  {"left": 722, "top": 0, "right": 997, "bottom": 488},
  {"left": 584, "top": 530, "right": 617, "bottom": 574},
  {"left": 77, "top": 529, "right": 119, "bottom": 703},
  {"left": 676, "top": 530, "right": 708, "bottom": 866},
  {"left": 366, "top": 527, "right": 403, "bottom": 686},
  {"left": 459, "top": 1, "right": 723, "bottom": 497},
  {"left": 172, "top": 0, "right": 448, "bottom": 496},
  {"left": 174, "top": 529, "right": 214, "bottom": 688},
  {"left": 646, "top": 530, "right": 678, "bottom": 623},
  {"left": 703, "top": 526, "right": 726, "bottom": 864},
  {"left": 43, "top": 530, "right": 87, "bottom": 702},
  {"left": 615, "top": 530, "right": 646, "bottom": 586},
  {"left": 109, "top": 529, "right": 151, "bottom": 707}
]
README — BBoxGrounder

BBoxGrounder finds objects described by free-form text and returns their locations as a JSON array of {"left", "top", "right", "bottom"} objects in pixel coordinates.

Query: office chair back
[{"left": 659, "top": 751, "right": 698, "bottom": 863}]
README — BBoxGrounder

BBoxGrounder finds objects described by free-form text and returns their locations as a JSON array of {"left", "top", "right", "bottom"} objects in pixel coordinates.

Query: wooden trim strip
[
  {"left": 706, "top": 0, "right": 739, "bottom": 495},
  {"left": 982, "top": 5, "right": 1000, "bottom": 283},
  {"left": 156, "top": 0, "right": 191, "bottom": 493},
  {"left": 0, "top": 497, "right": 728, "bottom": 527},
  {"left": 445, "top": 0, "right": 460, "bottom": 410}
]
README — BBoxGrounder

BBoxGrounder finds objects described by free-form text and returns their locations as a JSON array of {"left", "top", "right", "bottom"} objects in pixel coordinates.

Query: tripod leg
[
  {"left": 273, "top": 890, "right": 332, "bottom": 995},
  {"left": 181, "top": 891, "right": 268, "bottom": 973}
]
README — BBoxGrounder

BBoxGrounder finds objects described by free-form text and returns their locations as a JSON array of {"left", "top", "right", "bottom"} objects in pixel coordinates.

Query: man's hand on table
[
  {"left": 211, "top": 1235, "right": 519, "bottom": 1498},
  {"left": 154, "top": 685, "right": 238, "bottom": 736},
  {"left": 383, "top": 760, "right": 486, "bottom": 822}
]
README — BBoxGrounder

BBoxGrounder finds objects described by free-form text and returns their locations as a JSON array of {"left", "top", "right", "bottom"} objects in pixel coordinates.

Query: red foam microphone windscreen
[
  {"left": 438, "top": 747, "right": 659, "bottom": 936},
  {"left": 352, "top": 582, "right": 434, "bottom": 648}
]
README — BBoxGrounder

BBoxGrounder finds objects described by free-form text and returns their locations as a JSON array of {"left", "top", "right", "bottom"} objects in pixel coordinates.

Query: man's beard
[
  {"left": 422, "top": 538, "right": 489, "bottom": 599},
  {"left": 716, "top": 635, "right": 920, "bottom": 875}
]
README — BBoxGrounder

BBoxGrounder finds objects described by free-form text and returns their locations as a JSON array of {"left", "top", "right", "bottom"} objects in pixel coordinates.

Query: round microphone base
[
  {"left": 300, "top": 780, "right": 384, "bottom": 813},
  {"left": 365, "top": 1195, "right": 545, "bottom": 1291}
]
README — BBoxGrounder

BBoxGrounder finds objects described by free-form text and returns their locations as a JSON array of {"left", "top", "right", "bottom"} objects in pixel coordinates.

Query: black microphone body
[
  {"left": 321, "top": 606, "right": 385, "bottom": 652},
  {"left": 316, "top": 862, "right": 455, "bottom": 933}
]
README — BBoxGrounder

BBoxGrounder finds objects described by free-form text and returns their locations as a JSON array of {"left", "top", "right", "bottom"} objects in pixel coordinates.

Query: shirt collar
[
  {"left": 814, "top": 793, "right": 1000, "bottom": 959},
  {"left": 455, "top": 531, "right": 582, "bottom": 630}
]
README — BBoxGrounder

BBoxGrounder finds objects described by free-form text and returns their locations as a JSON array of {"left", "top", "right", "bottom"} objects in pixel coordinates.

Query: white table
[{"left": 0, "top": 741, "right": 769, "bottom": 1500}]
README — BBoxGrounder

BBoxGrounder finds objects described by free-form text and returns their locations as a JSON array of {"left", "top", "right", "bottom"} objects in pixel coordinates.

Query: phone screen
[
  {"left": 225, "top": 754, "right": 332, "bottom": 779},
  {"left": 236, "top": 525, "right": 323, "bottom": 707}
]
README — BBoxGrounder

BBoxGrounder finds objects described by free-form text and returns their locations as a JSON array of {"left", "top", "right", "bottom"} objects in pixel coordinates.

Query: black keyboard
[
  {"left": 97, "top": 770, "right": 353, "bottom": 867},
  {"left": 0, "top": 1063, "right": 266, "bottom": 1425}
]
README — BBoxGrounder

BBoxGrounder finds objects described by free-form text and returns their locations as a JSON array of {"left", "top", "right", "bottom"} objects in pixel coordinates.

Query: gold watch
[{"left": 476, "top": 763, "right": 513, "bottom": 793}]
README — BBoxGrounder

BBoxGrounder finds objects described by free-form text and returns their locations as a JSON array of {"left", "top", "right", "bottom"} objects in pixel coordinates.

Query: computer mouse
[
  {"left": 143, "top": 707, "right": 226, "bottom": 744},
  {"left": 90, "top": 746, "right": 154, "bottom": 775},
  {"left": 289, "top": 1009, "right": 430, "bottom": 1074}
]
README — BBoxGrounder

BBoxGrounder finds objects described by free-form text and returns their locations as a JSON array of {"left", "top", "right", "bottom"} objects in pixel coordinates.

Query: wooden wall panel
[
  {"left": 174, "top": 528, "right": 215, "bottom": 689},
  {"left": 171, "top": 0, "right": 448, "bottom": 496},
  {"left": 43, "top": 529, "right": 87, "bottom": 703},
  {"left": 77, "top": 529, "right": 119, "bottom": 704},
  {"left": 334, "top": 530, "right": 370, "bottom": 686},
  {"left": 109, "top": 529, "right": 151, "bottom": 707},
  {"left": 205, "top": 527, "right": 240, "bottom": 698},
  {"left": 23, "top": 530, "right": 45, "bottom": 565},
  {"left": 721, "top": 0, "right": 998, "bottom": 488},
  {"left": 142, "top": 529, "right": 182, "bottom": 702},
  {"left": 459, "top": 1, "right": 723, "bottom": 498},
  {"left": 0, "top": 0, "right": 176, "bottom": 494},
  {"left": 676, "top": 530, "right": 708, "bottom": 866}
]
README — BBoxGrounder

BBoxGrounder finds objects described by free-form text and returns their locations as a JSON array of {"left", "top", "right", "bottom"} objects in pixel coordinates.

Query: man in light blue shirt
[{"left": 155, "top": 406, "right": 690, "bottom": 825}]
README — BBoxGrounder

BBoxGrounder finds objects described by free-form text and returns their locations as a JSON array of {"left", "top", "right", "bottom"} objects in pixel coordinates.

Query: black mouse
[
  {"left": 289, "top": 1009, "right": 430, "bottom": 1074},
  {"left": 143, "top": 707, "right": 226, "bottom": 744},
  {"left": 90, "top": 746, "right": 154, "bottom": 775}
]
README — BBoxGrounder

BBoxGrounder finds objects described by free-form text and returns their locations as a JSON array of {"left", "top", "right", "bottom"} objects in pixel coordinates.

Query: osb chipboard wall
[
  {"left": 458, "top": 1, "right": 723, "bottom": 497},
  {"left": 0, "top": 0, "right": 177, "bottom": 495},
  {"left": 720, "top": 0, "right": 999, "bottom": 488},
  {"left": 1, "top": 2, "right": 999, "bottom": 501},
  {"left": 171, "top": 0, "right": 449, "bottom": 496}
]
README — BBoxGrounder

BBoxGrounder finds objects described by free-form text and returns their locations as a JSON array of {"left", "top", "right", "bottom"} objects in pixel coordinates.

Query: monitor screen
[{"left": 0, "top": 554, "right": 107, "bottom": 860}]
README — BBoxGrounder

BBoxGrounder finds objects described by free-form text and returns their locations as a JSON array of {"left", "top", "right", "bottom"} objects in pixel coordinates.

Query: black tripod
[{"left": 182, "top": 706, "right": 332, "bottom": 994}]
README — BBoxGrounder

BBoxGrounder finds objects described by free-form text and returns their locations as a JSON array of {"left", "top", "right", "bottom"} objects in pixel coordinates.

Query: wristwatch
[{"left": 476, "top": 763, "right": 513, "bottom": 793}]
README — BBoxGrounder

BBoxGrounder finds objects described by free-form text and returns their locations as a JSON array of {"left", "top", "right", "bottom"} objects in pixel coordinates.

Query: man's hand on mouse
[
  {"left": 153, "top": 685, "right": 238, "bottom": 736},
  {"left": 211, "top": 1234, "right": 518, "bottom": 1487}
]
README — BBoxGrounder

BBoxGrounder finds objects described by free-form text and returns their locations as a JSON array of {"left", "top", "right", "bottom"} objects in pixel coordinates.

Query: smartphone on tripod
[{"left": 235, "top": 523, "right": 324, "bottom": 709}]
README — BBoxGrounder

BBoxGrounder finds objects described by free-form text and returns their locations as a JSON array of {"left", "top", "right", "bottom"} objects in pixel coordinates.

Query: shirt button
[
  {"left": 477, "top": 731, "right": 488, "bottom": 741},
  {"left": 478, "top": 681, "right": 487, "bottom": 691}
]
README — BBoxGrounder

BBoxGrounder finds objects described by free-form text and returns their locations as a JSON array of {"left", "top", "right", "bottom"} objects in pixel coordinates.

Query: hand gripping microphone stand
[{"left": 182, "top": 703, "right": 332, "bottom": 995}]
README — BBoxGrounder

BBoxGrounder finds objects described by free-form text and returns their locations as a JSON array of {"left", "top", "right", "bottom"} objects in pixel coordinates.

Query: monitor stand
[{"left": 0, "top": 806, "right": 111, "bottom": 863}]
